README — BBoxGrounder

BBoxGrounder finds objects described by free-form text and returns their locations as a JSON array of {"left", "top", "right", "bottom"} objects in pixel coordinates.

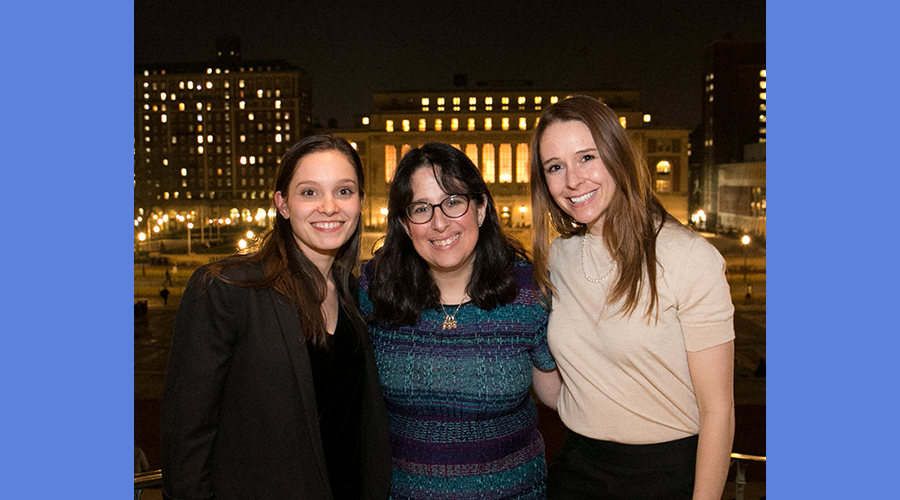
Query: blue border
[{"left": 0, "top": 2, "right": 133, "bottom": 496}]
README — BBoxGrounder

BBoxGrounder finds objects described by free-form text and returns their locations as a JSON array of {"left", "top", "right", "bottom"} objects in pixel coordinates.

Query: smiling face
[
  {"left": 274, "top": 150, "right": 363, "bottom": 266},
  {"left": 403, "top": 166, "right": 486, "bottom": 281},
  {"left": 539, "top": 120, "right": 618, "bottom": 235}
]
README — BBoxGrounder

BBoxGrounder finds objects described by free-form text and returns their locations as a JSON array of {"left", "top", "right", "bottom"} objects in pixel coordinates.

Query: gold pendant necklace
[{"left": 440, "top": 293, "right": 468, "bottom": 330}]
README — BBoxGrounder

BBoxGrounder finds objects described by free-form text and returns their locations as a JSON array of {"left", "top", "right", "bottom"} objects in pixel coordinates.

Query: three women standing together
[{"left": 161, "top": 94, "right": 734, "bottom": 500}]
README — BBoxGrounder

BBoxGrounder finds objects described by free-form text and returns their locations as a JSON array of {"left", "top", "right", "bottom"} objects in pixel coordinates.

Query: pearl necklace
[
  {"left": 440, "top": 293, "right": 468, "bottom": 330},
  {"left": 581, "top": 234, "right": 617, "bottom": 284}
]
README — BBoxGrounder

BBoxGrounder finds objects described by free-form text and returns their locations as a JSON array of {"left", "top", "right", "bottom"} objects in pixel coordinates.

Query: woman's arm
[
  {"left": 161, "top": 270, "right": 240, "bottom": 500},
  {"left": 686, "top": 340, "right": 735, "bottom": 500},
  {"left": 531, "top": 366, "right": 562, "bottom": 410}
]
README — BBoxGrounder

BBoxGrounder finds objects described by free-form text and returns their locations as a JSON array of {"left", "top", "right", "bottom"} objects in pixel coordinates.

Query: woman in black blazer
[{"left": 161, "top": 135, "right": 391, "bottom": 500}]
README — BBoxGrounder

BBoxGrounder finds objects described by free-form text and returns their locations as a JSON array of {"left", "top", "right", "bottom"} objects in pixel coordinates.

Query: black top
[{"left": 308, "top": 305, "right": 366, "bottom": 500}]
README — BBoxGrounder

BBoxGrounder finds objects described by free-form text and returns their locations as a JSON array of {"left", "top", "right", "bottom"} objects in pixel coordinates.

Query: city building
[
  {"left": 134, "top": 36, "right": 312, "bottom": 241},
  {"left": 717, "top": 143, "right": 766, "bottom": 237},
  {"left": 337, "top": 79, "right": 691, "bottom": 252},
  {"left": 691, "top": 39, "right": 766, "bottom": 231}
]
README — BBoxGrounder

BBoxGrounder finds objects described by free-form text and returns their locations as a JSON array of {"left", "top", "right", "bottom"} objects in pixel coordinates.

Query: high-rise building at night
[
  {"left": 692, "top": 40, "right": 766, "bottom": 232},
  {"left": 338, "top": 81, "right": 691, "bottom": 250},
  {"left": 134, "top": 38, "right": 312, "bottom": 238}
]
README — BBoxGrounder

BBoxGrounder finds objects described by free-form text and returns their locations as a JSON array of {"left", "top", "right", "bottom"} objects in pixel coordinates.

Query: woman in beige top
[{"left": 530, "top": 96, "right": 735, "bottom": 500}]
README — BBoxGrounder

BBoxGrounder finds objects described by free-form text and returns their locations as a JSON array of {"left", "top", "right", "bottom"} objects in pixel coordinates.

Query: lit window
[
  {"left": 482, "top": 144, "right": 495, "bottom": 183},
  {"left": 453, "top": 97, "right": 461, "bottom": 105},
  {"left": 759, "top": 92, "right": 766, "bottom": 100},
  {"left": 198, "top": 146, "right": 204, "bottom": 154},
  {"left": 437, "top": 98, "right": 445, "bottom": 105},
  {"left": 760, "top": 81, "right": 766, "bottom": 89},
  {"left": 501, "top": 97, "right": 509, "bottom": 105},
  {"left": 257, "top": 89, "right": 264, "bottom": 98},
  {"left": 415, "top": 119, "right": 424, "bottom": 131},
  {"left": 467, "top": 118, "right": 475, "bottom": 131},
  {"left": 197, "top": 135, "right": 204, "bottom": 144},
  {"left": 206, "top": 81, "right": 213, "bottom": 89},
  {"left": 240, "top": 135, "right": 246, "bottom": 142},
  {"left": 465, "top": 144, "right": 479, "bottom": 168},
  {"left": 498, "top": 144, "right": 512, "bottom": 183},
  {"left": 386, "top": 120, "right": 394, "bottom": 132},
  {"left": 550, "top": 96, "right": 559, "bottom": 104},
  {"left": 619, "top": 116, "right": 627, "bottom": 128},
  {"left": 484, "top": 118, "right": 492, "bottom": 130},
  {"left": 362, "top": 117, "right": 369, "bottom": 125},
  {"left": 643, "top": 114, "right": 651, "bottom": 123},
  {"left": 451, "top": 144, "right": 460, "bottom": 150},
  {"left": 534, "top": 96, "right": 542, "bottom": 104},
  {"left": 760, "top": 104, "right": 766, "bottom": 111},
  {"left": 161, "top": 114, "right": 167, "bottom": 123},
  {"left": 239, "top": 101, "right": 245, "bottom": 109},
  {"left": 516, "top": 144, "right": 529, "bottom": 183},
  {"left": 172, "top": 136, "right": 177, "bottom": 144},
  {"left": 275, "top": 100, "right": 281, "bottom": 109},
  {"left": 759, "top": 115, "right": 766, "bottom": 123},
  {"left": 181, "top": 168, "right": 188, "bottom": 177},
  {"left": 207, "top": 135, "right": 213, "bottom": 143},
  {"left": 502, "top": 117, "right": 510, "bottom": 131},
  {"left": 401, "top": 144, "right": 411, "bottom": 157},
  {"left": 160, "top": 92, "right": 167, "bottom": 100},
  {"left": 451, "top": 118, "right": 459, "bottom": 131},
  {"left": 519, "top": 118, "right": 527, "bottom": 131},
  {"left": 421, "top": 97, "right": 429, "bottom": 106},
  {"left": 760, "top": 69, "right": 766, "bottom": 78},
  {"left": 248, "top": 113, "right": 254, "bottom": 121},
  {"left": 196, "top": 102, "right": 203, "bottom": 111},
  {"left": 385, "top": 145, "right": 397, "bottom": 181},
  {"left": 469, "top": 97, "right": 477, "bottom": 106},
  {"left": 276, "top": 134, "right": 282, "bottom": 143},
  {"left": 485, "top": 97, "right": 493, "bottom": 105},
  {"left": 655, "top": 179, "right": 671, "bottom": 192},
  {"left": 402, "top": 120, "right": 410, "bottom": 132},
  {"left": 240, "top": 156, "right": 247, "bottom": 165},
  {"left": 435, "top": 119, "right": 443, "bottom": 131},
  {"left": 656, "top": 161, "right": 671, "bottom": 174},
  {"left": 518, "top": 96, "right": 526, "bottom": 105}
]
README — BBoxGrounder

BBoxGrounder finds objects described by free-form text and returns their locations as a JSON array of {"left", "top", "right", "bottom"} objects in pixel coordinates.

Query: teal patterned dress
[{"left": 360, "top": 258, "right": 554, "bottom": 499}]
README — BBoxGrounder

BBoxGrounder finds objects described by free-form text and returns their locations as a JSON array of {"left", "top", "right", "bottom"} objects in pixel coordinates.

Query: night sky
[{"left": 135, "top": 0, "right": 765, "bottom": 130}]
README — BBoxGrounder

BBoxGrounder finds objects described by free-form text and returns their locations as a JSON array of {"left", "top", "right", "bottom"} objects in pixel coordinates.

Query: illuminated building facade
[
  {"left": 693, "top": 40, "right": 766, "bottom": 231},
  {"left": 339, "top": 82, "right": 691, "bottom": 245},
  {"left": 134, "top": 40, "right": 312, "bottom": 239}
]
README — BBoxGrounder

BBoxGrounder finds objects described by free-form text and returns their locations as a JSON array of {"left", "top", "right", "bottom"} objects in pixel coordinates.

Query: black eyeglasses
[{"left": 405, "top": 194, "right": 471, "bottom": 224}]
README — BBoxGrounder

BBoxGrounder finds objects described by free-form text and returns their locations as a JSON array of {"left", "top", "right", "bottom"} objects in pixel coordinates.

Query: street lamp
[
  {"left": 187, "top": 222, "right": 194, "bottom": 255},
  {"left": 741, "top": 235, "right": 751, "bottom": 282}
]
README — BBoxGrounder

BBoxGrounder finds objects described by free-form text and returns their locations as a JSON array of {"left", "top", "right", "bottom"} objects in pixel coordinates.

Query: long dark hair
[
  {"left": 206, "top": 134, "right": 366, "bottom": 348},
  {"left": 530, "top": 95, "right": 674, "bottom": 320},
  {"left": 368, "top": 142, "right": 529, "bottom": 327}
]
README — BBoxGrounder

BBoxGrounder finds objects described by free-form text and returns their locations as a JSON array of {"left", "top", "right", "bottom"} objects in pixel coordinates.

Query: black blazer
[{"left": 161, "top": 261, "right": 391, "bottom": 500}]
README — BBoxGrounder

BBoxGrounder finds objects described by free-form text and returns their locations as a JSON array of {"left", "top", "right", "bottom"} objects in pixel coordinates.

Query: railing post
[{"left": 734, "top": 458, "right": 746, "bottom": 500}]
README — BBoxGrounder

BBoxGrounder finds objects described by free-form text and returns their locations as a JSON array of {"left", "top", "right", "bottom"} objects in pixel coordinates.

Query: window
[
  {"left": 619, "top": 116, "right": 627, "bottom": 129},
  {"left": 516, "top": 143, "right": 529, "bottom": 183},
  {"left": 498, "top": 144, "right": 512, "bottom": 183},
  {"left": 467, "top": 118, "right": 475, "bottom": 131},
  {"left": 418, "top": 119, "right": 427, "bottom": 131},
  {"left": 434, "top": 119, "right": 442, "bottom": 131},
  {"left": 386, "top": 120, "right": 394, "bottom": 132},
  {"left": 402, "top": 120, "right": 410, "bottom": 132},
  {"left": 519, "top": 117, "right": 527, "bottom": 131},
  {"left": 482, "top": 144, "right": 495, "bottom": 183},
  {"left": 451, "top": 118, "right": 459, "bottom": 131},
  {"left": 655, "top": 179, "right": 671, "bottom": 192},
  {"left": 484, "top": 118, "right": 492, "bottom": 131},
  {"left": 656, "top": 161, "right": 671, "bottom": 174},
  {"left": 465, "top": 144, "right": 479, "bottom": 169},
  {"left": 502, "top": 117, "right": 510, "bottom": 131},
  {"left": 385, "top": 145, "right": 397, "bottom": 182}
]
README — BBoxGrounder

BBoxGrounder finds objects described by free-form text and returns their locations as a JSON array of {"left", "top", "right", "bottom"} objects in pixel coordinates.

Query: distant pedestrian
[
  {"left": 163, "top": 268, "right": 173, "bottom": 287},
  {"left": 159, "top": 287, "right": 170, "bottom": 306},
  {"left": 745, "top": 284, "right": 753, "bottom": 304}
]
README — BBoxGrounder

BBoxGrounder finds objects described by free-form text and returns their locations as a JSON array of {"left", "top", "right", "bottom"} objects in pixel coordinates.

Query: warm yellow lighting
[
  {"left": 741, "top": 235, "right": 751, "bottom": 245},
  {"left": 362, "top": 117, "right": 369, "bottom": 125},
  {"left": 137, "top": 232, "right": 146, "bottom": 242},
  {"left": 643, "top": 114, "right": 651, "bottom": 123},
  {"left": 238, "top": 239, "right": 248, "bottom": 250},
  {"left": 379, "top": 207, "right": 388, "bottom": 216},
  {"left": 246, "top": 231, "right": 255, "bottom": 239},
  {"left": 519, "top": 206, "right": 527, "bottom": 214}
]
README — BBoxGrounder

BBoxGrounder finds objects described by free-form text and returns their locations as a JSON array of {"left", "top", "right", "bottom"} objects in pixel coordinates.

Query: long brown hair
[
  {"left": 530, "top": 95, "right": 673, "bottom": 320},
  {"left": 206, "top": 134, "right": 366, "bottom": 348}
]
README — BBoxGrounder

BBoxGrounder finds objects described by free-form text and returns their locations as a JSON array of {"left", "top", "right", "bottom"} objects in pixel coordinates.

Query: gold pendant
[{"left": 442, "top": 316, "right": 457, "bottom": 330}]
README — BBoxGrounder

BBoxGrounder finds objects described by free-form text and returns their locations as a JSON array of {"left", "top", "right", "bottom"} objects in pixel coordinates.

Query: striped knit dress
[{"left": 360, "top": 258, "right": 554, "bottom": 499}]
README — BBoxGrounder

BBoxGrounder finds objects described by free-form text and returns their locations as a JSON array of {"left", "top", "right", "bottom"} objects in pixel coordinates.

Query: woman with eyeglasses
[{"left": 360, "top": 142, "right": 561, "bottom": 499}]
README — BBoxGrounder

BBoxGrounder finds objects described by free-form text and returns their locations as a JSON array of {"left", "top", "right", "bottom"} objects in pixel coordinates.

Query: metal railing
[
  {"left": 135, "top": 452, "right": 767, "bottom": 497},
  {"left": 730, "top": 452, "right": 766, "bottom": 500}
]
